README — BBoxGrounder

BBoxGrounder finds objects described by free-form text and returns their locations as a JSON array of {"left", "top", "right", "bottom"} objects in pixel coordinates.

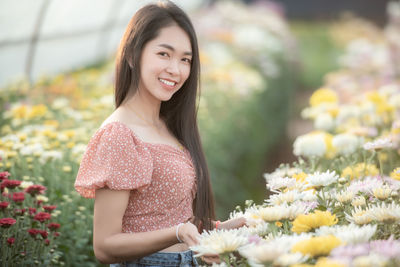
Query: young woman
[{"left": 74, "top": 1, "right": 246, "bottom": 266}]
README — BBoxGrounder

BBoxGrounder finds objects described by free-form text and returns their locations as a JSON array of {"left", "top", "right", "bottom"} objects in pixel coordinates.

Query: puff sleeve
[{"left": 74, "top": 122, "right": 153, "bottom": 198}]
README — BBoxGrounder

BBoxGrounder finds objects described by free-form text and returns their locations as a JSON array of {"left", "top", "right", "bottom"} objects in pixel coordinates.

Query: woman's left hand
[{"left": 218, "top": 217, "right": 247, "bottom": 230}]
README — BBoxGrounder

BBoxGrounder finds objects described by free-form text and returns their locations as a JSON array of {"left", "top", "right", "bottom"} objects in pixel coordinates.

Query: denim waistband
[{"left": 110, "top": 250, "right": 198, "bottom": 267}]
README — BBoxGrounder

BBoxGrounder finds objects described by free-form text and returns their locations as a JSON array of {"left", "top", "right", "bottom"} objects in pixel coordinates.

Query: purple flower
[
  {"left": 330, "top": 243, "right": 370, "bottom": 259},
  {"left": 370, "top": 238, "right": 400, "bottom": 259}
]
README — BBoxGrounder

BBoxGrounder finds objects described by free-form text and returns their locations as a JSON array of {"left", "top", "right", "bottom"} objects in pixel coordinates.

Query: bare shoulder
[{"left": 101, "top": 107, "right": 136, "bottom": 128}]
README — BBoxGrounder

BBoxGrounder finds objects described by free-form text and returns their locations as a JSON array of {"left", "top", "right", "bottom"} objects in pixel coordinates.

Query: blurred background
[{"left": 1, "top": 0, "right": 398, "bottom": 265}]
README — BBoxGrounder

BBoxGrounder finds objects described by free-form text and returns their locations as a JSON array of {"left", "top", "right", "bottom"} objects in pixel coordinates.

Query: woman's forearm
[{"left": 95, "top": 225, "right": 178, "bottom": 264}]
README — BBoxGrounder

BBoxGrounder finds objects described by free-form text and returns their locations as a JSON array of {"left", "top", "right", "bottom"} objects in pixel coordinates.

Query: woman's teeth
[{"left": 159, "top": 78, "right": 176, "bottom": 86}]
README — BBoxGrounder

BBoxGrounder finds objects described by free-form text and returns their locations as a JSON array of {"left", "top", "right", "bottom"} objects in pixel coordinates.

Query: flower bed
[{"left": 190, "top": 2, "right": 400, "bottom": 266}]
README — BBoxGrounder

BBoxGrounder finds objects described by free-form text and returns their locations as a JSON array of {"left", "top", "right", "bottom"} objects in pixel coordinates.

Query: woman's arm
[
  {"left": 93, "top": 188, "right": 200, "bottom": 264},
  {"left": 212, "top": 217, "right": 247, "bottom": 230}
]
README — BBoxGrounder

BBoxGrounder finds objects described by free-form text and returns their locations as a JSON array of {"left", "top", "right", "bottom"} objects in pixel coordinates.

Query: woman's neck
[{"left": 123, "top": 89, "right": 162, "bottom": 126}]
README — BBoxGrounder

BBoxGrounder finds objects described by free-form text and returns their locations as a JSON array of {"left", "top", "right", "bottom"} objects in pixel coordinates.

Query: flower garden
[{"left": 1, "top": 1, "right": 400, "bottom": 267}]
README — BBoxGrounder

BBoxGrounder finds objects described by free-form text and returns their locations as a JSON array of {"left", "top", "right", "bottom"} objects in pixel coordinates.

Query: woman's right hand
[{"left": 177, "top": 222, "right": 201, "bottom": 247}]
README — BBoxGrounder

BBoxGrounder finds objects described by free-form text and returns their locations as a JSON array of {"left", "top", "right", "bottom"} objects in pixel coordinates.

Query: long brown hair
[{"left": 114, "top": 1, "right": 215, "bottom": 230}]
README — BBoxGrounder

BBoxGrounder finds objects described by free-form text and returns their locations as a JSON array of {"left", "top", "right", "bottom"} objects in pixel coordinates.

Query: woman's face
[{"left": 138, "top": 24, "right": 192, "bottom": 102}]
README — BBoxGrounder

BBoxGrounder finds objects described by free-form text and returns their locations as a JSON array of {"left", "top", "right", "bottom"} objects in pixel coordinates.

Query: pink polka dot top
[{"left": 74, "top": 121, "right": 197, "bottom": 233}]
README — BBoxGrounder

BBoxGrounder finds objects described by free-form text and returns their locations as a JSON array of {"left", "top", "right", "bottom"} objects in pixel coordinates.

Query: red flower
[
  {"left": 47, "top": 223, "right": 61, "bottom": 231},
  {"left": 11, "top": 192, "right": 25, "bottom": 203},
  {"left": 0, "top": 217, "right": 17, "bottom": 228},
  {"left": 28, "top": 207, "right": 37, "bottom": 215},
  {"left": 43, "top": 205, "right": 57, "bottom": 212},
  {"left": 0, "top": 171, "right": 10, "bottom": 181},
  {"left": 38, "top": 230, "right": 48, "bottom": 239},
  {"left": 7, "top": 237, "right": 15, "bottom": 246},
  {"left": 0, "top": 201, "right": 9, "bottom": 210},
  {"left": 1, "top": 179, "right": 21, "bottom": 189},
  {"left": 28, "top": 228, "right": 40, "bottom": 237},
  {"left": 33, "top": 212, "right": 51, "bottom": 222},
  {"left": 25, "top": 185, "right": 46, "bottom": 196},
  {"left": 14, "top": 208, "right": 26, "bottom": 216},
  {"left": 44, "top": 239, "right": 50, "bottom": 245},
  {"left": 53, "top": 232, "right": 60, "bottom": 237}
]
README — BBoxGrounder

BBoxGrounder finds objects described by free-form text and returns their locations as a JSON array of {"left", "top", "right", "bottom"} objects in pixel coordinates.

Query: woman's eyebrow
[{"left": 158, "top": 43, "right": 192, "bottom": 56}]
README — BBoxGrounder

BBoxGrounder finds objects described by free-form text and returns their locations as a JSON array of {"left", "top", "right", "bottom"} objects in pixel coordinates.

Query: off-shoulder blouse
[{"left": 74, "top": 121, "right": 197, "bottom": 233}]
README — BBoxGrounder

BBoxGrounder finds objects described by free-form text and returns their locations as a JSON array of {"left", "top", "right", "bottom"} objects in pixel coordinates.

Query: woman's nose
[{"left": 166, "top": 59, "right": 180, "bottom": 75}]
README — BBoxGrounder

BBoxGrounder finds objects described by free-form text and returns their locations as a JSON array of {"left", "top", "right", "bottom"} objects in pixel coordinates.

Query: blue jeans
[{"left": 110, "top": 250, "right": 198, "bottom": 267}]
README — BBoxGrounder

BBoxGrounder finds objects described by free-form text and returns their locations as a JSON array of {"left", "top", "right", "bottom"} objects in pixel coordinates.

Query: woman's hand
[
  {"left": 177, "top": 222, "right": 201, "bottom": 247},
  {"left": 219, "top": 217, "right": 247, "bottom": 230},
  {"left": 201, "top": 254, "right": 221, "bottom": 265}
]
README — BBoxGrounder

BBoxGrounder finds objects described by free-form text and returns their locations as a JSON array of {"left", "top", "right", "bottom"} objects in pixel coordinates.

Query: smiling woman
[{"left": 73, "top": 1, "right": 246, "bottom": 266}]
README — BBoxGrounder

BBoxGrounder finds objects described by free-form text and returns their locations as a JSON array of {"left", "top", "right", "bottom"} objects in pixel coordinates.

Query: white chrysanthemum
[
  {"left": 39, "top": 150, "right": 63, "bottom": 164},
  {"left": 363, "top": 137, "right": 394, "bottom": 150},
  {"left": 314, "top": 113, "right": 335, "bottom": 131},
  {"left": 266, "top": 176, "right": 297, "bottom": 191},
  {"left": 274, "top": 253, "right": 309, "bottom": 266},
  {"left": 19, "top": 143, "right": 44, "bottom": 156},
  {"left": 371, "top": 186, "right": 392, "bottom": 200},
  {"left": 316, "top": 224, "right": 376, "bottom": 245},
  {"left": 332, "top": 133, "right": 361, "bottom": 155},
  {"left": 190, "top": 229, "right": 249, "bottom": 257},
  {"left": 52, "top": 97, "right": 69, "bottom": 110},
  {"left": 239, "top": 242, "right": 287, "bottom": 267},
  {"left": 258, "top": 205, "right": 288, "bottom": 222},
  {"left": 352, "top": 253, "right": 388, "bottom": 267},
  {"left": 244, "top": 221, "right": 271, "bottom": 236},
  {"left": 229, "top": 208, "right": 263, "bottom": 227},
  {"left": 306, "top": 170, "right": 339, "bottom": 187},
  {"left": 347, "top": 178, "right": 384, "bottom": 195},
  {"left": 335, "top": 105, "right": 361, "bottom": 125},
  {"left": 345, "top": 206, "right": 373, "bottom": 225},
  {"left": 267, "top": 190, "right": 303, "bottom": 205},
  {"left": 351, "top": 196, "right": 367, "bottom": 207},
  {"left": 19, "top": 181, "right": 34, "bottom": 189},
  {"left": 293, "top": 133, "right": 326, "bottom": 157},
  {"left": 335, "top": 190, "right": 355, "bottom": 204},
  {"left": 300, "top": 190, "right": 318, "bottom": 202},
  {"left": 368, "top": 202, "right": 400, "bottom": 223}
]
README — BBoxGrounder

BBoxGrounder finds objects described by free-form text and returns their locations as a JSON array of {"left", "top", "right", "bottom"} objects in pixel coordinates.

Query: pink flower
[
  {"left": 11, "top": 192, "right": 25, "bottom": 203},
  {"left": 7, "top": 237, "right": 15, "bottom": 246},
  {"left": 28, "top": 207, "right": 37, "bottom": 215},
  {"left": 43, "top": 205, "right": 57, "bottom": 212},
  {"left": 1, "top": 179, "right": 21, "bottom": 189},
  {"left": 47, "top": 223, "right": 61, "bottom": 231},
  {"left": 38, "top": 230, "right": 48, "bottom": 239},
  {"left": 0, "top": 201, "right": 9, "bottom": 210},
  {"left": 0, "top": 171, "right": 10, "bottom": 181},
  {"left": 44, "top": 239, "right": 50, "bottom": 245},
  {"left": 14, "top": 208, "right": 26, "bottom": 216},
  {"left": 25, "top": 185, "right": 46, "bottom": 196},
  {"left": 0, "top": 217, "right": 17, "bottom": 228},
  {"left": 28, "top": 228, "right": 40, "bottom": 237},
  {"left": 33, "top": 212, "right": 51, "bottom": 222}
]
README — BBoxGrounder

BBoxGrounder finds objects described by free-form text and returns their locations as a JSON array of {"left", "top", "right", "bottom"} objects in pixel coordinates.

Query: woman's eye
[
  {"left": 158, "top": 52, "right": 169, "bottom": 57},
  {"left": 182, "top": 58, "right": 191, "bottom": 63}
]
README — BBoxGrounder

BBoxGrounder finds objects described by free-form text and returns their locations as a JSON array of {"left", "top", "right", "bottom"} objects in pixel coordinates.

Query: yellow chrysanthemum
[
  {"left": 292, "top": 210, "right": 338, "bottom": 234},
  {"left": 366, "top": 91, "right": 394, "bottom": 115},
  {"left": 293, "top": 172, "right": 307, "bottom": 183},
  {"left": 341, "top": 163, "right": 379, "bottom": 180},
  {"left": 310, "top": 88, "right": 338, "bottom": 107},
  {"left": 12, "top": 105, "right": 28, "bottom": 119},
  {"left": 292, "top": 235, "right": 341, "bottom": 257},
  {"left": 28, "top": 104, "right": 47, "bottom": 119},
  {"left": 390, "top": 167, "right": 400, "bottom": 181},
  {"left": 315, "top": 257, "right": 346, "bottom": 267},
  {"left": 372, "top": 186, "right": 392, "bottom": 200}
]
